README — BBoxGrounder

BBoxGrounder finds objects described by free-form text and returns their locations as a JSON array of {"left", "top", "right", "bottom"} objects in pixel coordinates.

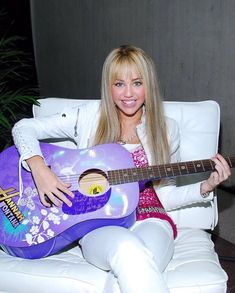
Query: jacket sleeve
[
  {"left": 156, "top": 118, "right": 213, "bottom": 211},
  {"left": 12, "top": 106, "right": 79, "bottom": 168}
]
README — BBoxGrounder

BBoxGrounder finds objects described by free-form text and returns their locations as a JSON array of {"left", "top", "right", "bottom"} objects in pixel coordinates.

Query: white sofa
[{"left": 0, "top": 98, "right": 228, "bottom": 293}]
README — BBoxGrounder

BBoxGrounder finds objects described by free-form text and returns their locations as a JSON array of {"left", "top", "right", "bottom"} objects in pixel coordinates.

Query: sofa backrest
[{"left": 33, "top": 98, "right": 220, "bottom": 230}]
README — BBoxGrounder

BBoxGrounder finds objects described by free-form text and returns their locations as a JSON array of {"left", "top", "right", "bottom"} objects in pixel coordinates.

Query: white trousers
[{"left": 80, "top": 218, "right": 174, "bottom": 293}]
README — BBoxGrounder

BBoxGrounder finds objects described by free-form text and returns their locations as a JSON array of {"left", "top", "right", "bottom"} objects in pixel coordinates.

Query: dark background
[{"left": 1, "top": 0, "right": 37, "bottom": 86}]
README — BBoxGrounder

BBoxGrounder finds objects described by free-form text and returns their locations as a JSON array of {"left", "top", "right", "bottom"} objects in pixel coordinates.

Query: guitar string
[{"left": 52, "top": 160, "right": 217, "bottom": 184}]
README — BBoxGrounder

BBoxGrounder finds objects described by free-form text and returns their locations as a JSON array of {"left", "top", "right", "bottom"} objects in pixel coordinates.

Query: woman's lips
[{"left": 121, "top": 99, "right": 137, "bottom": 107}]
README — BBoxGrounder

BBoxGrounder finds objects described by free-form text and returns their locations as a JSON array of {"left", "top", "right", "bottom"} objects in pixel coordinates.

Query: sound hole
[{"left": 79, "top": 169, "right": 108, "bottom": 196}]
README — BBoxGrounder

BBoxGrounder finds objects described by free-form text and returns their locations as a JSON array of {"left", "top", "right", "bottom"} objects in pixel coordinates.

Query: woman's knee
[
  {"left": 80, "top": 226, "right": 147, "bottom": 270},
  {"left": 104, "top": 228, "right": 153, "bottom": 269}
]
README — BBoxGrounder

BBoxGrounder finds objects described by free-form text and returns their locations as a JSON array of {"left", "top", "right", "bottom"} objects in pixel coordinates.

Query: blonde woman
[{"left": 12, "top": 45, "right": 231, "bottom": 292}]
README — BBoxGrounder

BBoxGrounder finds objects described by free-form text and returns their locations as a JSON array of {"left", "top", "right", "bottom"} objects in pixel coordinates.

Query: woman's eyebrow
[
  {"left": 114, "top": 78, "right": 125, "bottom": 82},
  {"left": 113, "top": 77, "right": 142, "bottom": 82}
]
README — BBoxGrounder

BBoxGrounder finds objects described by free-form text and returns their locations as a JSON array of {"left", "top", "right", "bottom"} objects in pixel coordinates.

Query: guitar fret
[
  {"left": 200, "top": 160, "right": 206, "bottom": 172},
  {"left": 118, "top": 169, "right": 124, "bottom": 184},
  {"left": 170, "top": 165, "right": 175, "bottom": 176},
  {"left": 164, "top": 165, "right": 173, "bottom": 177},
  {"left": 117, "top": 169, "right": 122, "bottom": 184},
  {"left": 126, "top": 169, "right": 132, "bottom": 182},
  {"left": 177, "top": 163, "right": 182, "bottom": 175},
  {"left": 138, "top": 168, "right": 144, "bottom": 181},
  {"left": 126, "top": 168, "right": 139, "bottom": 183},
  {"left": 110, "top": 171, "right": 116, "bottom": 185},
  {"left": 165, "top": 165, "right": 173, "bottom": 177},
  {"left": 127, "top": 169, "right": 133, "bottom": 182},
  {"left": 127, "top": 168, "right": 133, "bottom": 183},
  {"left": 163, "top": 165, "right": 167, "bottom": 177},
  {"left": 192, "top": 161, "right": 197, "bottom": 173},
  {"left": 158, "top": 165, "right": 166, "bottom": 177},
  {"left": 172, "top": 164, "right": 180, "bottom": 176},
  {"left": 209, "top": 160, "right": 215, "bottom": 171},
  {"left": 156, "top": 165, "right": 161, "bottom": 178},
  {"left": 147, "top": 166, "right": 155, "bottom": 180},
  {"left": 122, "top": 171, "right": 129, "bottom": 183},
  {"left": 185, "top": 162, "right": 189, "bottom": 173},
  {"left": 166, "top": 165, "right": 174, "bottom": 177},
  {"left": 193, "top": 160, "right": 205, "bottom": 173},
  {"left": 178, "top": 162, "right": 189, "bottom": 175}
]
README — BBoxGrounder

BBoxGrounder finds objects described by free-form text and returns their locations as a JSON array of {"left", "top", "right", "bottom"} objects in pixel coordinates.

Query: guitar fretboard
[{"left": 107, "top": 156, "right": 235, "bottom": 185}]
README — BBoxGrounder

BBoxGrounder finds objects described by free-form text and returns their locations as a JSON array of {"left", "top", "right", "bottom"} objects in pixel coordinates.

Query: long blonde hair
[{"left": 93, "top": 45, "right": 170, "bottom": 165}]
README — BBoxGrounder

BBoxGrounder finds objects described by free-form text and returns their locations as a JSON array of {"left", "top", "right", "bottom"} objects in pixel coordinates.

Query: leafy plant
[{"left": 0, "top": 9, "right": 39, "bottom": 150}]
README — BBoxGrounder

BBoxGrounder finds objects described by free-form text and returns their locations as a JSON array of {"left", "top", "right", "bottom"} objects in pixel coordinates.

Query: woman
[{"left": 12, "top": 45, "right": 231, "bottom": 292}]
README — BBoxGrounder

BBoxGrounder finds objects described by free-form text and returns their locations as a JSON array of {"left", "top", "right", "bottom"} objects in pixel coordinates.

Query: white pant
[{"left": 80, "top": 219, "right": 174, "bottom": 293}]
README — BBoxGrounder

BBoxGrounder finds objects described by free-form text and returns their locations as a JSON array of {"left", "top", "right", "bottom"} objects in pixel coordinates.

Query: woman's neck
[
  {"left": 118, "top": 109, "right": 143, "bottom": 144},
  {"left": 118, "top": 108, "right": 143, "bottom": 126}
]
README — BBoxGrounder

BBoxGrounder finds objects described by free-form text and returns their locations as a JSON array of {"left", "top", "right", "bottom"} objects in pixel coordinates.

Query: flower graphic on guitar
[
  {"left": 18, "top": 186, "right": 37, "bottom": 210},
  {"left": 24, "top": 207, "right": 69, "bottom": 245}
]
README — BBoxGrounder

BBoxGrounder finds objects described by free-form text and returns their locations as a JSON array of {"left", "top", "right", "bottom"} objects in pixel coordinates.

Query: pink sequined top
[{"left": 131, "top": 145, "right": 177, "bottom": 238}]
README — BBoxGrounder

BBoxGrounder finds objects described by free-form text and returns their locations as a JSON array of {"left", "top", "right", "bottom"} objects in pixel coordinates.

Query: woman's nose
[{"left": 124, "top": 84, "right": 133, "bottom": 97}]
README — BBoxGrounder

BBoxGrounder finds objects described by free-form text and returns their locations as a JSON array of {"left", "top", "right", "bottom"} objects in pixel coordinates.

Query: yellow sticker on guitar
[{"left": 88, "top": 184, "right": 103, "bottom": 195}]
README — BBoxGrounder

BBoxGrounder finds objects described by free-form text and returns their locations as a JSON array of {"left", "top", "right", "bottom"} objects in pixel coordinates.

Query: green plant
[{"left": 0, "top": 10, "right": 39, "bottom": 150}]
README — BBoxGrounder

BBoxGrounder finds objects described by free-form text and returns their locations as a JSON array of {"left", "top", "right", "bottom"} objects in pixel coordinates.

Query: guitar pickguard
[{"left": 62, "top": 188, "right": 111, "bottom": 215}]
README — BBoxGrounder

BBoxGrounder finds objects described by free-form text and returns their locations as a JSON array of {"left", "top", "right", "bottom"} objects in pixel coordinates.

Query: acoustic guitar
[{"left": 0, "top": 143, "right": 234, "bottom": 259}]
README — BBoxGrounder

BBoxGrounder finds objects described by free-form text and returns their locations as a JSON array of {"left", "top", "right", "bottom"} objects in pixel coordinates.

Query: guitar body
[{"left": 0, "top": 143, "right": 138, "bottom": 259}]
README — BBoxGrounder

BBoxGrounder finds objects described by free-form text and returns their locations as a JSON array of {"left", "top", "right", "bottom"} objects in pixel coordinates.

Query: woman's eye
[
  {"left": 114, "top": 82, "right": 124, "bottom": 87},
  {"left": 134, "top": 81, "right": 142, "bottom": 86}
]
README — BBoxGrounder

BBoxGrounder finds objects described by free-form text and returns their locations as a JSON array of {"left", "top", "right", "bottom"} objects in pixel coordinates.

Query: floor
[{"left": 213, "top": 234, "right": 235, "bottom": 292}]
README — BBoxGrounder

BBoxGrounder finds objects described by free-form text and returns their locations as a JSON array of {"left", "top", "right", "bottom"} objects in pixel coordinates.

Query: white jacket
[{"left": 12, "top": 100, "right": 213, "bottom": 211}]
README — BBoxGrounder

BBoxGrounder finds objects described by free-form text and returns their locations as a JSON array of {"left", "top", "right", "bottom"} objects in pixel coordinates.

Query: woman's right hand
[{"left": 26, "top": 156, "right": 74, "bottom": 207}]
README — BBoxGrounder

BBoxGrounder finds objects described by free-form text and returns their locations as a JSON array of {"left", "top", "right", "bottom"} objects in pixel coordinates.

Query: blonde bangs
[{"left": 109, "top": 57, "right": 143, "bottom": 84}]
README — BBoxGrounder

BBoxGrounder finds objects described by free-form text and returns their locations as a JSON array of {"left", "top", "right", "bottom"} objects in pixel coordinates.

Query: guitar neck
[{"left": 108, "top": 156, "right": 235, "bottom": 185}]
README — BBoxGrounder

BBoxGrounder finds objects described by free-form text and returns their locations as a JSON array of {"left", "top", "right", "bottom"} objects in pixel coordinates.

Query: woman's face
[{"left": 111, "top": 67, "right": 145, "bottom": 118}]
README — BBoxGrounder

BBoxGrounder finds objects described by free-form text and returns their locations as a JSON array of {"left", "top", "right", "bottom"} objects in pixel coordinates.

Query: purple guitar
[{"left": 0, "top": 143, "right": 234, "bottom": 259}]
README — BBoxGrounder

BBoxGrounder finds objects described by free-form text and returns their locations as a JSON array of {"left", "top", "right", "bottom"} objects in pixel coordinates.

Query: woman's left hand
[{"left": 200, "top": 153, "right": 232, "bottom": 194}]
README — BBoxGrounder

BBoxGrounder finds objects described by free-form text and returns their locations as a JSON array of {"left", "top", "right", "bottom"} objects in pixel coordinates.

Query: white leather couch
[{"left": 0, "top": 98, "right": 228, "bottom": 293}]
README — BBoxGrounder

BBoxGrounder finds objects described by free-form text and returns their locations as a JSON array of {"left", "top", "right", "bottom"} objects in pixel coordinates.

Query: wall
[{"left": 30, "top": 0, "right": 235, "bottom": 189}]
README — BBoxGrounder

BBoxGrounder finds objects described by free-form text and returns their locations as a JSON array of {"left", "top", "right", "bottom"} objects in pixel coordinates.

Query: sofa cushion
[{"left": 0, "top": 229, "right": 227, "bottom": 293}]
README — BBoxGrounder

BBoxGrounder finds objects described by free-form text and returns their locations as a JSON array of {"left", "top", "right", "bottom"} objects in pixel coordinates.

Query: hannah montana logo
[{"left": 0, "top": 186, "right": 24, "bottom": 228}]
